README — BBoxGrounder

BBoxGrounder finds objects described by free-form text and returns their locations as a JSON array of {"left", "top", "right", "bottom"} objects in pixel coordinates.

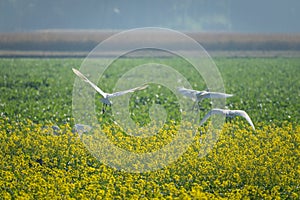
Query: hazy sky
[{"left": 0, "top": 0, "right": 299, "bottom": 33}]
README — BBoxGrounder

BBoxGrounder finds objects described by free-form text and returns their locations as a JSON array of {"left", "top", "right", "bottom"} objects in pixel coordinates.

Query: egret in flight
[
  {"left": 72, "top": 68, "right": 148, "bottom": 113},
  {"left": 200, "top": 108, "right": 255, "bottom": 130},
  {"left": 177, "top": 87, "right": 233, "bottom": 110}
]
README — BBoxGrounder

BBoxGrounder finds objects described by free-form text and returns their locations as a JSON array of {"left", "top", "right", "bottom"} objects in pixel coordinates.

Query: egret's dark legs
[
  {"left": 102, "top": 104, "right": 107, "bottom": 114},
  {"left": 224, "top": 115, "right": 233, "bottom": 124}
]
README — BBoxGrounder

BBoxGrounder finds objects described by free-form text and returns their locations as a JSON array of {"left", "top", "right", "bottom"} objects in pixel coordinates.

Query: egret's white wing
[
  {"left": 108, "top": 84, "right": 148, "bottom": 98},
  {"left": 234, "top": 110, "right": 255, "bottom": 130},
  {"left": 72, "top": 68, "right": 107, "bottom": 98},
  {"left": 200, "top": 109, "right": 226, "bottom": 126},
  {"left": 200, "top": 92, "right": 233, "bottom": 99},
  {"left": 177, "top": 87, "right": 202, "bottom": 100},
  {"left": 208, "top": 92, "right": 233, "bottom": 98}
]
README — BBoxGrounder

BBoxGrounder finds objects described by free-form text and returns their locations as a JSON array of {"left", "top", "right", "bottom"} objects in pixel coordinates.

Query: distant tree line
[{"left": 1, "top": 31, "right": 300, "bottom": 54}]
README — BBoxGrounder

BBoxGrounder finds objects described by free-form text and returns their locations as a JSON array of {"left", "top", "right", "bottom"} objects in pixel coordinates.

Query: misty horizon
[{"left": 0, "top": 0, "right": 300, "bottom": 33}]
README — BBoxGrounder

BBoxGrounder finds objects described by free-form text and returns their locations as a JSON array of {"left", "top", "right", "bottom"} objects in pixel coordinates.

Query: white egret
[
  {"left": 72, "top": 68, "right": 148, "bottom": 113},
  {"left": 200, "top": 108, "right": 255, "bottom": 130},
  {"left": 73, "top": 124, "right": 92, "bottom": 137},
  {"left": 177, "top": 87, "right": 233, "bottom": 110}
]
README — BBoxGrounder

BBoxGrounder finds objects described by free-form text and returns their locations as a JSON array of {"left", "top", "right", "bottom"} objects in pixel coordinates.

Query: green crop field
[{"left": 0, "top": 57, "right": 300, "bottom": 199}]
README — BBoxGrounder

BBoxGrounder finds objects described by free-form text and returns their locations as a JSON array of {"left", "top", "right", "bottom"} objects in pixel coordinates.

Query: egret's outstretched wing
[
  {"left": 202, "top": 92, "right": 233, "bottom": 99},
  {"left": 108, "top": 84, "right": 148, "bottom": 98},
  {"left": 200, "top": 109, "right": 225, "bottom": 126},
  {"left": 234, "top": 110, "right": 255, "bottom": 130},
  {"left": 72, "top": 68, "right": 107, "bottom": 98},
  {"left": 177, "top": 87, "right": 202, "bottom": 100}
]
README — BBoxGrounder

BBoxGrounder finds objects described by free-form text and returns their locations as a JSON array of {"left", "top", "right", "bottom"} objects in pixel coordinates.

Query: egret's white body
[
  {"left": 72, "top": 68, "right": 148, "bottom": 112},
  {"left": 177, "top": 87, "right": 233, "bottom": 109},
  {"left": 178, "top": 87, "right": 233, "bottom": 101},
  {"left": 200, "top": 108, "right": 255, "bottom": 130}
]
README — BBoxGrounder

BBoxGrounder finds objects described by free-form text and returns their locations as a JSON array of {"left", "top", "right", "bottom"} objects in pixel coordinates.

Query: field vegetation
[{"left": 0, "top": 58, "right": 299, "bottom": 199}]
